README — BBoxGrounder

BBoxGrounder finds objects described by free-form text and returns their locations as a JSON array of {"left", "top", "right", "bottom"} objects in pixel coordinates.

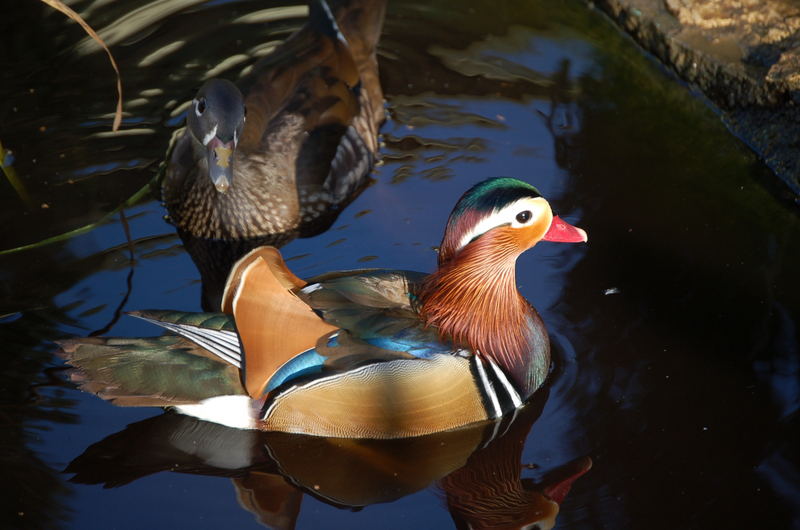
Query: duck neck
[{"left": 417, "top": 232, "right": 550, "bottom": 397}]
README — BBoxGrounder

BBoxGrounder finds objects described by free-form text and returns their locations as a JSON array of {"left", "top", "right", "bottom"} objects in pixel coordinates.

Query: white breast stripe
[
  {"left": 474, "top": 355, "right": 502, "bottom": 419},
  {"left": 485, "top": 356, "right": 523, "bottom": 408}
]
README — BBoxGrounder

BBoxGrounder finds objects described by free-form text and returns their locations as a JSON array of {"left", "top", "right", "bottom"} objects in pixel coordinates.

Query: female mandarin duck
[
  {"left": 163, "top": 0, "right": 386, "bottom": 309},
  {"left": 60, "top": 178, "right": 586, "bottom": 439},
  {"left": 163, "top": 0, "right": 384, "bottom": 240}
]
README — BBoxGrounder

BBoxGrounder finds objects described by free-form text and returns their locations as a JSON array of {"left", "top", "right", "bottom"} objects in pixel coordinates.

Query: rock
[{"left": 589, "top": 0, "right": 800, "bottom": 196}]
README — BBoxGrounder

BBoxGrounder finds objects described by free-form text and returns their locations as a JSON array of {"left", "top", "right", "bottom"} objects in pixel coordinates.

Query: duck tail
[
  {"left": 316, "top": 0, "right": 387, "bottom": 186},
  {"left": 308, "top": 0, "right": 346, "bottom": 42},
  {"left": 317, "top": 0, "right": 387, "bottom": 59},
  {"left": 56, "top": 334, "right": 244, "bottom": 407}
]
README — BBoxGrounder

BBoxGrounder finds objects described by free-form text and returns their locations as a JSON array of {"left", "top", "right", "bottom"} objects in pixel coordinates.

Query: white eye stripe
[
  {"left": 456, "top": 197, "right": 547, "bottom": 251},
  {"left": 193, "top": 99, "right": 203, "bottom": 117}
]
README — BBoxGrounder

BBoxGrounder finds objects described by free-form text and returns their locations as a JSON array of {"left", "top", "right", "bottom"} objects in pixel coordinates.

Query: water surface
[{"left": 1, "top": 0, "right": 799, "bottom": 528}]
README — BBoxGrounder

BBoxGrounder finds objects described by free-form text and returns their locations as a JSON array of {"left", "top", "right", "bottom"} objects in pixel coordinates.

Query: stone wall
[{"left": 589, "top": 0, "right": 800, "bottom": 197}]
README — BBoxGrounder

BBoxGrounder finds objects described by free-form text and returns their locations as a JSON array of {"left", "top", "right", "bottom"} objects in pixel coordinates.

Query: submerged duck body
[
  {"left": 60, "top": 178, "right": 586, "bottom": 439},
  {"left": 162, "top": 0, "right": 385, "bottom": 241}
]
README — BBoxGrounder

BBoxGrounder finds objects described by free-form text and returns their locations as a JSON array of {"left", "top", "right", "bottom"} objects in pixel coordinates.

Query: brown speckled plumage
[
  {"left": 165, "top": 115, "right": 305, "bottom": 239},
  {"left": 162, "top": 0, "right": 385, "bottom": 241}
]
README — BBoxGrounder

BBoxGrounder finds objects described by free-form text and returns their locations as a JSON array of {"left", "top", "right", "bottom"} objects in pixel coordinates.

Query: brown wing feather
[
  {"left": 239, "top": 16, "right": 360, "bottom": 152},
  {"left": 223, "top": 247, "right": 337, "bottom": 398},
  {"left": 57, "top": 336, "right": 244, "bottom": 406},
  {"left": 262, "top": 355, "right": 489, "bottom": 439},
  {"left": 222, "top": 246, "right": 306, "bottom": 313}
]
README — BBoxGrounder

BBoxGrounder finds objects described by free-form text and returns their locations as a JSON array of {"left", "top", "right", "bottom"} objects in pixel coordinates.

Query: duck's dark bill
[
  {"left": 207, "top": 137, "right": 234, "bottom": 193},
  {"left": 542, "top": 215, "right": 588, "bottom": 243}
]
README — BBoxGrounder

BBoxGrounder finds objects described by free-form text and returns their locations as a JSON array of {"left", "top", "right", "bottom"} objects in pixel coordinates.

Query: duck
[
  {"left": 162, "top": 0, "right": 386, "bottom": 308},
  {"left": 163, "top": 0, "right": 385, "bottom": 240},
  {"left": 59, "top": 177, "right": 587, "bottom": 439}
]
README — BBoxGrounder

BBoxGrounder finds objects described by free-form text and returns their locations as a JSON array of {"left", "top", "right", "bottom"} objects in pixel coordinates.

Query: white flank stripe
[{"left": 175, "top": 395, "right": 256, "bottom": 430}]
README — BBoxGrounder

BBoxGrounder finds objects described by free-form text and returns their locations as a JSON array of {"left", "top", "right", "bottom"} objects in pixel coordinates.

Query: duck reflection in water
[
  {"left": 66, "top": 396, "right": 590, "bottom": 529},
  {"left": 162, "top": 0, "right": 386, "bottom": 310}
]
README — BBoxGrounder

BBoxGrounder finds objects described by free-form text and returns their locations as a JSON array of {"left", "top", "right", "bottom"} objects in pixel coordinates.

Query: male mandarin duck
[
  {"left": 59, "top": 178, "right": 587, "bottom": 439},
  {"left": 163, "top": 0, "right": 385, "bottom": 239}
]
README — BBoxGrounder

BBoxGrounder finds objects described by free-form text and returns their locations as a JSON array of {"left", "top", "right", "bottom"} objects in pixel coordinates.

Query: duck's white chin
[{"left": 174, "top": 395, "right": 257, "bottom": 430}]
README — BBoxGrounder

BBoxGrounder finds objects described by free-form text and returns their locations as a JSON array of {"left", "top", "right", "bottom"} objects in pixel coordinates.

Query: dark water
[{"left": 2, "top": 0, "right": 799, "bottom": 528}]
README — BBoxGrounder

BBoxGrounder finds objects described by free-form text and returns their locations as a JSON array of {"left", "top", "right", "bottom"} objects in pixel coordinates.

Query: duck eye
[
  {"left": 243, "top": 105, "right": 247, "bottom": 117},
  {"left": 516, "top": 210, "right": 532, "bottom": 223},
  {"left": 196, "top": 98, "right": 207, "bottom": 116}
]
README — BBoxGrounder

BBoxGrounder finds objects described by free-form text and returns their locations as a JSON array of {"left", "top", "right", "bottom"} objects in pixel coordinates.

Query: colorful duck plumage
[{"left": 59, "top": 177, "right": 586, "bottom": 439}]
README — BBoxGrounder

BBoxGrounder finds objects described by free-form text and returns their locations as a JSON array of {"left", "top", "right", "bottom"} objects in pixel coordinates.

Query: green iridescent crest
[{"left": 450, "top": 177, "right": 542, "bottom": 220}]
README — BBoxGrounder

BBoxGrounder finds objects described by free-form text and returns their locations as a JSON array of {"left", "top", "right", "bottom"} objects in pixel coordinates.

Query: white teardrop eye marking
[{"left": 457, "top": 197, "right": 549, "bottom": 251}]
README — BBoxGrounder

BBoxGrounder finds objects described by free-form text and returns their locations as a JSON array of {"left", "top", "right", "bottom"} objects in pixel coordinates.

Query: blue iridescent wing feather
[{"left": 261, "top": 269, "right": 463, "bottom": 390}]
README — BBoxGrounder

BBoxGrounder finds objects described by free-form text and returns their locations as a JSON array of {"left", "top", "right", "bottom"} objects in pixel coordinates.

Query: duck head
[
  {"left": 418, "top": 177, "right": 586, "bottom": 395},
  {"left": 187, "top": 79, "right": 247, "bottom": 193},
  {"left": 436, "top": 177, "right": 587, "bottom": 266}
]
